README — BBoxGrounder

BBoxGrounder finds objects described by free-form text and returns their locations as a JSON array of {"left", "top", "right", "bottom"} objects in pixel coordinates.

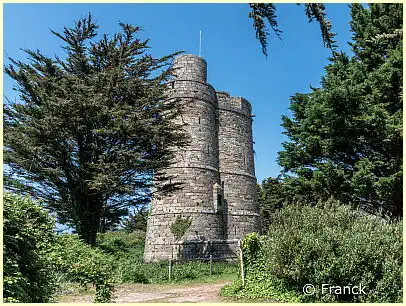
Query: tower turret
[
  {"left": 172, "top": 54, "right": 207, "bottom": 82},
  {"left": 217, "top": 91, "right": 260, "bottom": 240}
]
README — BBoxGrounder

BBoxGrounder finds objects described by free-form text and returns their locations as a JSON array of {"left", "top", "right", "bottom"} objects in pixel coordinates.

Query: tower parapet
[{"left": 217, "top": 91, "right": 252, "bottom": 118}]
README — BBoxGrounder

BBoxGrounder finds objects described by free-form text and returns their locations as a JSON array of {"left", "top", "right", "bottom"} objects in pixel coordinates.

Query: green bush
[
  {"left": 95, "top": 231, "right": 148, "bottom": 284},
  {"left": 4, "top": 194, "right": 115, "bottom": 303},
  {"left": 221, "top": 201, "right": 402, "bottom": 302},
  {"left": 96, "top": 230, "right": 145, "bottom": 257},
  {"left": 114, "top": 261, "right": 150, "bottom": 283},
  {"left": 3, "top": 193, "right": 57, "bottom": 303},
  {"left": 49, "top": 235, "right": 115, "bottom": 302}
]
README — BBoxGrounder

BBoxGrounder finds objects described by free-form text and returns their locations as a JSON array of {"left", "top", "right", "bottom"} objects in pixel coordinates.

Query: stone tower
[{"left": 144, "top": 54, "right": 259, "bottom": 262}]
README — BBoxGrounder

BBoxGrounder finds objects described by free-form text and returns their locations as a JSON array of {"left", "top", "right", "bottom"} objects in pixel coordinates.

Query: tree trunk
[
  {"left": 78, "top": 210, "right": 101, "bottom": 246},
  {"left": 391, "top": 196, "right": 403, "bottom": 220},
  {"left": 76, "top": 192, "right": 103, "bottom": 246}
]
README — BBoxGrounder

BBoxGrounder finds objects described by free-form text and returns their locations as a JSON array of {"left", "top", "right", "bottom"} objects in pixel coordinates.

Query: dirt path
[{"left": 57, "top": 280, "right": 233, "bottom": 303}]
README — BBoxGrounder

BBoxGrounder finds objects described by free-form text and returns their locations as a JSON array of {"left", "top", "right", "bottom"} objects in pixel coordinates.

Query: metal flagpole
[{"left": 199, "top": 30, "right": 202, "bottom": 57}]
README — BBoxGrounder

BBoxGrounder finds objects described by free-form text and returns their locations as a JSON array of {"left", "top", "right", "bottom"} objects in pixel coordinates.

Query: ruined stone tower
[{"left": 144, "top": 54, "right": 259, "bottom": 262}]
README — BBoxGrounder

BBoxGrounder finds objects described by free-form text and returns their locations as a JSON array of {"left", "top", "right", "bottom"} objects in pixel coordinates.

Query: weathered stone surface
[{"left": 144, "top": 54, "right": 259, "bottom": 263}]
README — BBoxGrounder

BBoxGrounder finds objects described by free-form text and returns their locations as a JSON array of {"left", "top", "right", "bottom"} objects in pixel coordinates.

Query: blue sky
[{"left": 4, "top": 3, "right": 353, "bottom": 183}]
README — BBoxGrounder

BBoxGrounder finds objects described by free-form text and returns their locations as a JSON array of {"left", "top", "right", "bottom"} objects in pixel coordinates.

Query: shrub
[
  {"left": 114, "top": 260, "right": 150, "bottom": 284},
  {"left": 3, "top": 193, "right": 57, "bottom": 302},
  {"left": 221, "top": 200, "right": 402, "bottom": 302},
  {"left": 49, "top": 235, "right": 115, "bottom": 302},
  {"left": 96, "top": 230, "right": 145, "bottom": 257},
  {"left": 4, "top": 194, "right": 115, "bottom": 303}
]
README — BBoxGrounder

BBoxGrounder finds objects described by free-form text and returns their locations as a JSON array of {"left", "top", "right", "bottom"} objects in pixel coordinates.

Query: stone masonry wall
[
  {"left": 144, "top": 55, "right": 259, "bottom": 262},
  {"left": 217, "top": 91, "right": 260, "bottom": 240}
]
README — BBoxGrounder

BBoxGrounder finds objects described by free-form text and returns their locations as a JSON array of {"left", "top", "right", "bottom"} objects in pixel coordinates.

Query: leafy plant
[
  {"left": 49, "top": 235, "right": 115, "bottom": 302},
  {"left": 257, "top": 178, "right": 285, "bottom": 233},
  {"left": 121, "top": 208, "right": 149, "bottom": 232},
  {"left": 221, "top": 201, "right": 402, "bottom": 302},
  {"left": 170, "top": 215, "right": 192, "bottom": 241},
  {"left": 3, "top": 193, "right": 57, "bottom": 302}
]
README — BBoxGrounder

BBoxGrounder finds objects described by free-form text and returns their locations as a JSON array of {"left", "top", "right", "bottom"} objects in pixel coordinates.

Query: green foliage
[
  {"left": 49, "top": 235, "right": 115, "bottom": 302},
  {"left": 248, "top": 3, "right": 335, "bottom": 56},
  {"left": 278, "top": 4, "right": 402, "bottom": 218},
  {"left": 3, "top": 193, "right": 57, "bottom": 302},
  {"left": 3, "top": 193, "right": 116, "bottom": 303},
  {"left": 120, "top": 207, "right": 149, "bottom": 233},
  {"left": 221, "top": 232, "right": 302, "bottom": 302},
  {"left": 222, "top": 202, "right": 402, "bottom": 302},
  {"left": 96, "top": 230, "right": 146, "bottom": 259},
  {"left": 4, "top": 198, "right": 234, "bottom": 303},
  {"left": 99, "top": 206, "right": 128, "bottom": 233},
  {"left": 257, "top": 177, "right": 285, "bottom": 233},
  {"left": 4, "top": 14, "right": 187, "bottom": 245},
  {"left": 170, "top": 215, "right": 192, "bottom": 240}
]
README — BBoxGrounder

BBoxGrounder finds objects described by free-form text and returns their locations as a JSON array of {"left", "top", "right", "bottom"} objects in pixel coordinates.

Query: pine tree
[
  {"left": 4, "top": 15, "right": 188, "bottom": 245},
  {"left": 121, "top": 206, "right": 148, "bottom": 233},
  {"left": 257, "top": 177, "right": 285, "bottom": 233},
  {"left": 277, "top": 4, "right": 402, "bottom": 218}
]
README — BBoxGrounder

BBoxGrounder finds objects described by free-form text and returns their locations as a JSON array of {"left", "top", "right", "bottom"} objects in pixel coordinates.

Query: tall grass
[{"left": 95, "top": 230, "right": 238, "bottom": 284}]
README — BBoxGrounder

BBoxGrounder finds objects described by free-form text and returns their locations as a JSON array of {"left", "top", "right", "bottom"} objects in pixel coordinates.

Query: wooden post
[
  {"left": 209, "top": 255, "right": 213, "bottom": 276},
  {"left": 168, "top": 258, "right": 172, "bottom": 281},
  {"left": 239, "top": 240, "right": 245, "bottom": 287}
]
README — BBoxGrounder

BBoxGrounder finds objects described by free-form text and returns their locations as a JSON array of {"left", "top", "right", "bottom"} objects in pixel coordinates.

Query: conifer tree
[
  {"left": 121, "top": 206, "right": 148, "bottom": 232},
  {"left": 257, "top": 177, "right": 285, "bottom": 233},
  {"left": 277, "top": 4, "right": 402, "bottom": 218},
  {"left": 4, "top": 15, "right": 188, "bottom": 245}
]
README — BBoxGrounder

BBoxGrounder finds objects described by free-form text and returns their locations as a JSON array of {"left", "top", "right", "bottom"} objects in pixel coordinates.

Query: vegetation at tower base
[
  {"left": 56, "top": 231, "right": 238, "bottom": 293},
  {"left": 277, "top": 3, "right": 402, "bottom": 218},
  {"left": 4, "top": 14, "right": 188, "bottom": 245},
  {"left": 94, "top": 231, "right": 238, "bottom": 285},
  {"left": 220, "top": 201, "right": 403, "bottom": 302}
]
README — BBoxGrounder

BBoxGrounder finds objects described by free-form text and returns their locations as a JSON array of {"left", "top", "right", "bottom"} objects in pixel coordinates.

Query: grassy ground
[{"left": 55, "top": 231, "right": 240, "bottom": 302}]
